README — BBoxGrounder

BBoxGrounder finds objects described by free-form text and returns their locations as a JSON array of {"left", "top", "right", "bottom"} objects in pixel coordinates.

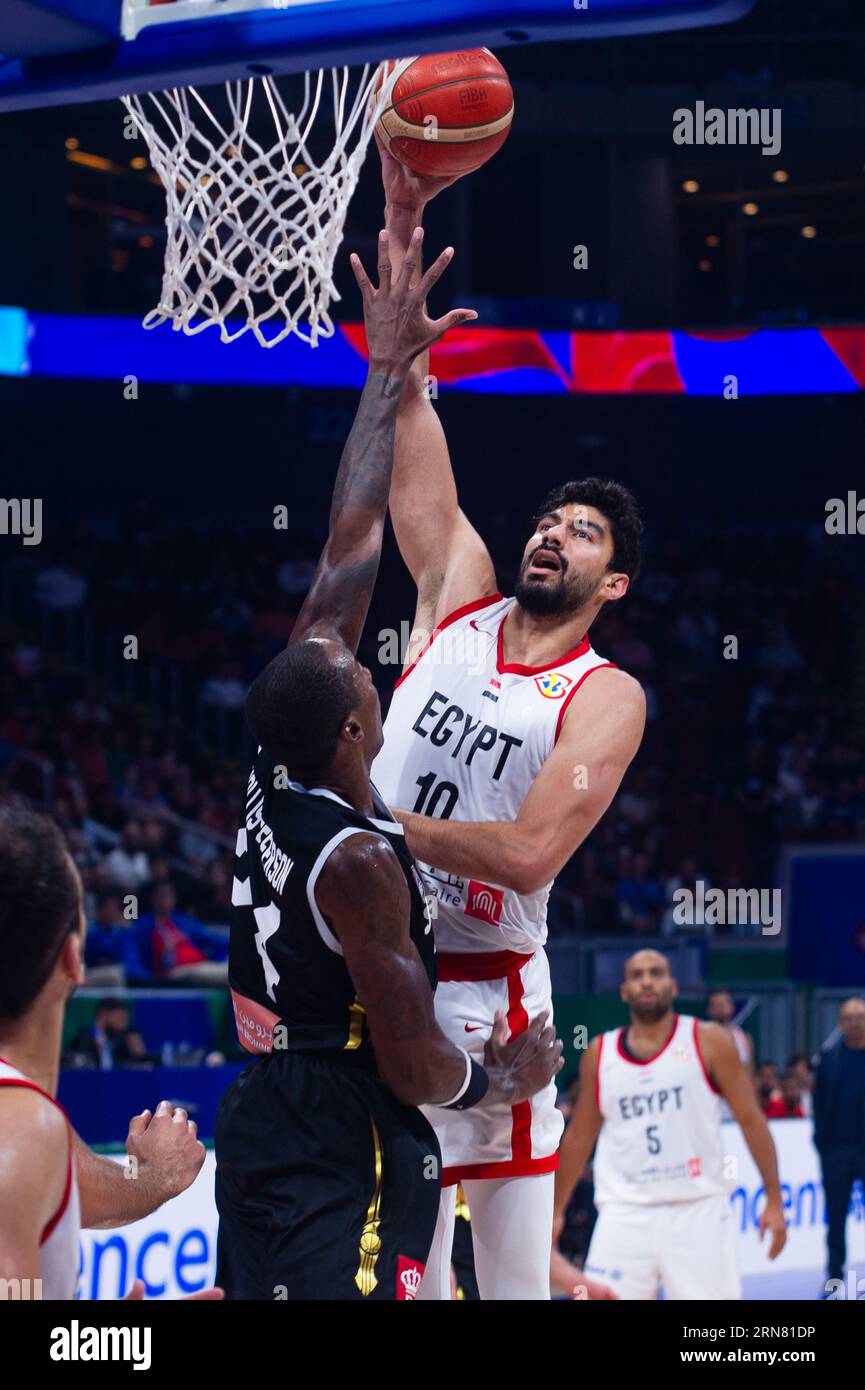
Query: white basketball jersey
[
  {"left": 372, "top": 592, "right": 615, "bottom": 953},
  {"left": 593, "top": 1015, "right": 728, "bottom": 1206},
  {"left": 0, "top": 1058, "right": 80, "bottom": 1299}
]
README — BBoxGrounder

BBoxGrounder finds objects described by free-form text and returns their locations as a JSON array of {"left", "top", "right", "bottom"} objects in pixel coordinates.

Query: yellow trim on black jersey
[
  {"left": 344, "top": 997, "right": 365, "bottom": 1051},
  {"left": 354, "top": 1114, "right": 384, "bottom": 1295}
]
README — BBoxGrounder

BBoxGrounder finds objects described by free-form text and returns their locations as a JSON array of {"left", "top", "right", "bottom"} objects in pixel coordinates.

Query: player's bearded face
[
  {"left": 515, "top": 545, "right": 603, "bottom": 616},
  {"left": 624, "top": 975, "right": 675, "bottom": 1022}
]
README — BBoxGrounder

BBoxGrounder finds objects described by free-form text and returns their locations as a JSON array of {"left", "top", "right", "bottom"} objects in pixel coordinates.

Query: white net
[{"left": 122, "top": 64, "right": 396, "bottom": 348}]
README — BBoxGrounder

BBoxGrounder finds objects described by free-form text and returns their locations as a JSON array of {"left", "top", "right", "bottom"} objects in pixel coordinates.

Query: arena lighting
[
  {"left": 682, "top": 180, "right": 700, "bottom": 193},
  {"left": 742, "top": 202, "right": 759, "bottom": 216},
  {"left": 66, "top": 150, "right": 113, "bottom": 172},
  {"left": 801, "top": 226, "right": 817, "bottom": 239},
  {"left": 64, "top": 137, "right": 78, "bottom": 151},
  {"left": 129, "top": 157, "right": 148, "bottom": 170},
  {"left": 772, "top": 170, "right": 789, "bottom": 183},
  {"left": 698, "top": 259, "right": 712, "bottom": 272},
  {"left": 706, "top": 235, "right": 721, "bottom": 247}
]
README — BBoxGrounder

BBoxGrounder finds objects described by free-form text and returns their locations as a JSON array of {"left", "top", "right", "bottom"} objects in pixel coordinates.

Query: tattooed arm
[
  {"left": 315, "top": 833, "right": 563, "bottom": 1107},
  {"left": 289, "top": 228, "right": 476, "bottom": 656}
]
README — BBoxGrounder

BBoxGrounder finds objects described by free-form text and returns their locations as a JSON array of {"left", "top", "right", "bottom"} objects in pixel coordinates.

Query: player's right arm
[
  {"left": 379, "top": 143, "right": 498, "bottom": 638},
  {"left": 552, "top": 1037, "right": 604, "bottom": 1239},
  {"left": 289, "top": 228, "right": 476, "bottom": 656},
  {"left": 315, "top": 832, "right": 563, "bottom": 1108},
  {"left": 0, "top": 1089, "right": 69, "bottom": 1294}
]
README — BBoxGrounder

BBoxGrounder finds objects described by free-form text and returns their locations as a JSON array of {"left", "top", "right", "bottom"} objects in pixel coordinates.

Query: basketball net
[{"left": 122, "top": 64, "right": 399, "bottom": 348}]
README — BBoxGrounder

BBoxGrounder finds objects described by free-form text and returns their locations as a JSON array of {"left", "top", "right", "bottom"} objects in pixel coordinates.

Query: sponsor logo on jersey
[
  {"left": 688, "top": 1156, "right": 703, "bottom": 1178},
  {"left": 534, "top": 671, "right": 573, "bottom": 699},
  {"left": 465, "top": 880, "right": 504, "bottom": 926},
  {"left": 396, "top": 1256, "right": 424, "bottom": 1300}
]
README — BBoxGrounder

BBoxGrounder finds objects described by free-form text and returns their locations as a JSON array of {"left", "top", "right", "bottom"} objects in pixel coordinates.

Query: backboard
[{"left": 0, "top": 1, "right": 757, "bottom": 111}]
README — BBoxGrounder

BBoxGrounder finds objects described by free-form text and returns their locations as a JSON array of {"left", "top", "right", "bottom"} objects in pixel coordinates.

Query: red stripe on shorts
[{"left": 506, "top": 960, "right": 533, "bottom": 1166}]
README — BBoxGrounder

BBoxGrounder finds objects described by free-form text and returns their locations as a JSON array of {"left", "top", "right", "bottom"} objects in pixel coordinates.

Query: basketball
[{"left": 376, "top": 49, "right": 514, "bottom": 178}]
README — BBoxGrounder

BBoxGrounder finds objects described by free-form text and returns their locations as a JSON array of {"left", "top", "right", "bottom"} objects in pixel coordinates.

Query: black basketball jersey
[{"left": 229, "top": 748, "right": 436, "bottom": 1072}]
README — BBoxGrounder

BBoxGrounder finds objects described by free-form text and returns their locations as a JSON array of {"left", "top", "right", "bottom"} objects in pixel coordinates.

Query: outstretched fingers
[
  {"left": 395, "top": 224, "right": 425, "bottom": 291},
  {"left": 349, "top": 251, "right": 374, "bottom": 300},
  {"left": 416, "top": 242, "right": 456, "bottom": 300},
  {"left": 428, "top": 307, "right": 478, "bottom": 339},
  {"left": 376, "top": 228, "right": 393, "bottom": 293}
]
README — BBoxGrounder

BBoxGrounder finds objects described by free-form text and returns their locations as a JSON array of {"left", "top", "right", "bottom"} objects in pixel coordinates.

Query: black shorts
[{"left": 214, "top": 1051, "right": 441, "bottom": 1301}]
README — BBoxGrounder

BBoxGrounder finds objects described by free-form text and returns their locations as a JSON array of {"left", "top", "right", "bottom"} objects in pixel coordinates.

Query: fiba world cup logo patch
[
  {"left": 534, "top": 671, "right": 572, "bottom": 699},
  {"left": 396, "top": 1256, "right": 424, "bottom": 1300}
]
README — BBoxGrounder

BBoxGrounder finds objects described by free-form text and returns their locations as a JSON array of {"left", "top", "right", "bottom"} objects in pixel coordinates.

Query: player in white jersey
[
  {"left": 0, "top": 807, "right": 214, "bottom": 1300},
  {"left": 551, "top": 950, "right": 787, "bottom": 1299},
  {"left": 369, "top": 141, "right": 647, "bottom": 1299}
]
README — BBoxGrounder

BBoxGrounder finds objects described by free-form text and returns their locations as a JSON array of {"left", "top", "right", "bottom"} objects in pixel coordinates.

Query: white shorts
[
  {"left": 585, "top": 1193, "right": 741, "bottom": 1300},
  {"left": 423, "top": 948, "right": 564, "bottom": 1185}
]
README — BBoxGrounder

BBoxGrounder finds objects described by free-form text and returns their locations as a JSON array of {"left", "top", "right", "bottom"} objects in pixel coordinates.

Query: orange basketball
[{"left": 376, "top": 49, "right": 514, "bottom": 178}]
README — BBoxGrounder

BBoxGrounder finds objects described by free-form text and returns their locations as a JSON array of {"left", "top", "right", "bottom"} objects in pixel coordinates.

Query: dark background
[{"left": 2, "top": 0, "right": 865, "bottom": 329}]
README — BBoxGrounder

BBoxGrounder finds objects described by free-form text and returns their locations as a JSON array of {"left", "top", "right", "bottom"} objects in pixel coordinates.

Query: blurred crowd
[{"left": 0, "top": 506, "right": 861, "bottom": 964}]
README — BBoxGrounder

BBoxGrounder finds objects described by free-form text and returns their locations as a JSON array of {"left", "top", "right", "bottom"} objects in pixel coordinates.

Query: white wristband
[{"left": 439, "top": 1047, "right": 473, "bottom": 1108}]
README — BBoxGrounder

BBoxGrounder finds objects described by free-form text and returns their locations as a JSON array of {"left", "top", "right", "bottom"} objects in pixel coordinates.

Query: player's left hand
[
  {"left": 125, "top": 1100, "right": 206, "bottom": 1202},
  {"left": 758, "top": 1198, "right": 787, "bottom": 1260}
]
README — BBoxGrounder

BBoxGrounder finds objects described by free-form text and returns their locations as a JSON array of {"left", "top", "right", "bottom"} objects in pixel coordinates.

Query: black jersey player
[{"left": 215, "top": 228, "right": 563, "bottom": 1301}]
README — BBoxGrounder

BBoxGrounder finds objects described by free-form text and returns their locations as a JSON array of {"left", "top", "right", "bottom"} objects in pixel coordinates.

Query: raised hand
[
  {"left": 350, "top": 226, "right": 476, "bottom": 381},
  {"left": 375, "top": 127, "right": 464, "bottom": 211}
]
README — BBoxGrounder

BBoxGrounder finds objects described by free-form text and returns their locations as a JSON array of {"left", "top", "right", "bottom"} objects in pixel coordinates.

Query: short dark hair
[
  {"left": 533, "top": 477, "right": 642, "bottom": 581},
  {"left": 246, "top": 641, "right": 359, "bottom": 781},
  {"left": 706, "top": 987, "right": 732, "bottom": 1002},
  {"left": 0, "top": 807, "right": 80, "bottom": 1021}
]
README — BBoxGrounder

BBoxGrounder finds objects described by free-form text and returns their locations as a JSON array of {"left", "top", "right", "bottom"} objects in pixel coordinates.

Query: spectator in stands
[
  {"left": 788, "top": 1053, "right": 815, "bottom": 1118},
  {"left": 84, "top": 892, "right": 149, "bottom": 986},
  {"left": 615, "top": 851, "right": 663, "bottom": 933},
  {"left": 135, "top": 881, "right": 228, "bottom": 986},
  {"left": 706, "top": 989, "right": 754, "bottom": 1071},
  {"left": 813, "top": 997, "right": 865, "bottom": 1289},
  {"left": 756, "top": 1061, "right": 782, "bottom": 1112},
  {"left": 764, "top": 1070, "right": 805, "bottom": 1119},
  {"left": 706, "top": 988, "right": 756, "bottom": 1120},
  {"left": 66, "top": 998, "right": 149, "bottom": 1070},
  {"left": 661, "top": 854, "right": 708, "bottom": 934},
  {"left": 191, "top": 860, "right": 233, "bottom": 926},
  {"left": 102, "top": 820, "right": 150, "bottom": 892}
]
